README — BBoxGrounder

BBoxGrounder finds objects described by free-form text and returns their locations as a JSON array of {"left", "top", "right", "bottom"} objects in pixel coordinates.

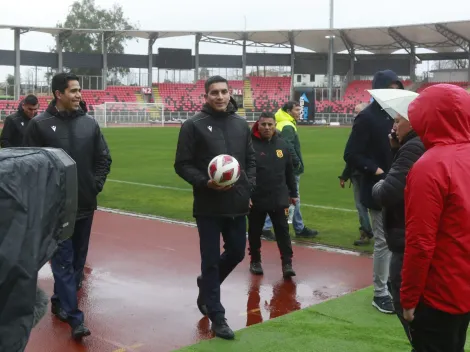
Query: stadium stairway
[{"left": 243, "top": 79, "right": 254, "bottom": 113}]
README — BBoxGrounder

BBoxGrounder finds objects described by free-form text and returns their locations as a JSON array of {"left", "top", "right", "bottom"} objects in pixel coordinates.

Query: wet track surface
[{"left": 26, "top": 210, "right": 372, "bottom": 352}]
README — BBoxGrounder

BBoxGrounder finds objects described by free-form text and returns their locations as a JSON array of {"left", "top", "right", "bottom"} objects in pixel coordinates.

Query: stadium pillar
[
  {"left": 195, "top": 33, "right": 201, "bottom": 82},
  {"left": 327, "top": 0, "right": 334, "bottom": 101},
  {"left": 148, "top": 33, "right": 158, "bottom": 87},
  {"left": 410, "top": 45, "right": 417, "bottom": 81},
  {"left": 14, "top": 28, "right": 20, "bottom": 101},
  {"left": 242, "top": 35, "right": 247, "bottom": 80},
  {"left": 102, "top": 32, "right": 108, "bottom": 90},
  {"left": 56, "top": 36, "right": 63, "bottom": 73},
  {"left": 289, "top": 32, "right": 295, "bottom": 100}
]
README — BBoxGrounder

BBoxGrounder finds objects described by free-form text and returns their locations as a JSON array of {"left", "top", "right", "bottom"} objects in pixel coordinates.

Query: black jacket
[
  {"left": 23, "top": 100, "right": 112, "bottom": 218},
  {"left": 250, "top": 121, "right": 298, "bottom": 211},
  {"left": 174, "top": 98, "right": 256, "bottom": 217},
  {"left": 372, "top": 131, "right": 425, "bottom": 253},
  {"left": 0, "top": 101, "right": 32, "bottom": 148},
  {"left": 343, "top": 70, "right": 404, "bottom": 210}
]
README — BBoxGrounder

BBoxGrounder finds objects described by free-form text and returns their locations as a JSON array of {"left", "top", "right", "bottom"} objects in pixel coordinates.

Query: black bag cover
[{"left": 0, "top": 147, "right": 77, "bottom": 352}]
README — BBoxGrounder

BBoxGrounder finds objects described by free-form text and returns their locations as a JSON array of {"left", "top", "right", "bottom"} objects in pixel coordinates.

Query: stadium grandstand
[{"left": 0, "top": 20, "right": 469, "bottom": 125}]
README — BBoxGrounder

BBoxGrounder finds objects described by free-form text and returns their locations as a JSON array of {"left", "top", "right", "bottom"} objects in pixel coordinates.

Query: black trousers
[
  {"left": 247, "top": 207, "right": 293, "bottom": 265},
  {"left": 410, "top": 301, "right": 470, "bottom": 352},
  {"left": 195, "top": 216, "right": 246, "bottom": 321},
  {"left": 50, "top": 214, "right": 94, "bottom": 328},
  {"left": 389, "top": 252, "right": 413, "bottom": 344}
]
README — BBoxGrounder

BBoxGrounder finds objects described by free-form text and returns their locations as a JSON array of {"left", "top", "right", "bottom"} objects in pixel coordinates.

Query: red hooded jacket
[{"left": 400, "top": 84, "right": 470, "bottom": 314}]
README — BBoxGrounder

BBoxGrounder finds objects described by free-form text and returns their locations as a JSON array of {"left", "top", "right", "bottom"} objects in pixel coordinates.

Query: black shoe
[
  {"left": 261, "top": 229, "right": 275, "bottom": 241},
  {"left": 51, "top": 302, "right": 68, "bottom": 322},
  {"left": 282, "top": 263, "right": 296, "bottom": 278},
  {"left": 196, "top": 276, "right": 208, "bottom": 316},
  {"left": 354, "top": 230, "right": 372, "bottom": 246},
  {"left": 372, "top": 296, "right": 395, "bottom": 314},
  {"left": 71, "top": 323, "right": 91, "bottom": 340},
  {"left": 249, "top": 261, "right": 263, "bottom": 275},
  {"left": 295, "top": 227, "right": 318, "bottom": 238},
  {"left": 211, "top": 317, "right": 235, "bottom": 340}
]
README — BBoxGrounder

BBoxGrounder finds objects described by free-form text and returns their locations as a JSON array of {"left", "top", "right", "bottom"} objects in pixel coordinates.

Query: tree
[
  {"left": 6, "top": 74, "right": 14, "bottom": 96},
  {"left": 52, "top": 0, "right": 137, "bottom": 88},
  {"left": 433, "top": 59, "right": 469, "bottom": 70}
]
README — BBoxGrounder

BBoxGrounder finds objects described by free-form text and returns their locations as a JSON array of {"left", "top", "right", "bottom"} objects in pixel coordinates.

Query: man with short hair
[
  {"left": 174, "top": 75, "right": 256, "bottom": 340},
  {"left": 248, "top": 112, "right": 298, "bottom": 278},
  {"left": 343, "top": 69, "right": 404, "bottom": 314},
  {"left": 262, "top": 101, "right": 318, "bottom": 240},
  {"left": 23, "top": 72, "right": 112, "bottom": 340},
  {"left": 1, "top": 94, "right": 39, "bottom": 148}
]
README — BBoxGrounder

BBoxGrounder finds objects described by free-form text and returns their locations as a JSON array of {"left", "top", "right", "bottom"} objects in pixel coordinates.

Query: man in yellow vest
[{"left": 261, "top": 101, "right": 318, "bottom": 239}]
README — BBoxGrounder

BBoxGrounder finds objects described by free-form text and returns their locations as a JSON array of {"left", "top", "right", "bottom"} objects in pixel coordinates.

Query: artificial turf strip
[{"left": 176, "top": 286, "right": 470, "bottom": 352}]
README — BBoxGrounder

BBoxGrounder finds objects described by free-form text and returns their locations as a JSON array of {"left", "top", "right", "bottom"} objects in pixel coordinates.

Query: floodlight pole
[{"left": 327, "top": 0, "right": 334, "bottom": 101}]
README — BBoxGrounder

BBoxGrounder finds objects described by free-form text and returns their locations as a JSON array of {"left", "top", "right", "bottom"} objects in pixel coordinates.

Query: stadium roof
[{"left": 1, "top": 19, "right": 469, "bottom": 54}]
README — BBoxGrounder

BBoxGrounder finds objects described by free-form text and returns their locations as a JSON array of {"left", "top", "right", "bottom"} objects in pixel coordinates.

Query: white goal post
[{"left": 92, "top": 102, "right": 165, "bottom": 127}]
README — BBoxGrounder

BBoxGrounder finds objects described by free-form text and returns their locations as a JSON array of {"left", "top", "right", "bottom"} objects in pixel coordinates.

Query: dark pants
[
  {"left": 248, "top": 207, "right": 293, "bottom": 265},
  {"left": 410, "top": 301, "right": 470, "bottom": 352},
  {"left": 51, "top": 214, "right": 94, "bottom": 328},
  {"left": 195, "top": 216, "right": 246, "bottom": 321},
  {"left": 389, "top": 252, "right": 412, "bottom": 344}
]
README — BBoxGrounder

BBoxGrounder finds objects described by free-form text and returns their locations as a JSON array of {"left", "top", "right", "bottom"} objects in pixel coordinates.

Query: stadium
[{"left": 1, "top": 13, "right": 470, "bottom": 352}]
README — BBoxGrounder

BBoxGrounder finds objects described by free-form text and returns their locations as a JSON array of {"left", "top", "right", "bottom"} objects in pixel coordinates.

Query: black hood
[
  {"left": 372, "top": 70, "right": 404, "bottom": 90},
  {"left": 46, "top": 99, "right": 86, "bottom": 118},
  {"left": 201, "top": 96, "right": 238, "bottom": 117}
]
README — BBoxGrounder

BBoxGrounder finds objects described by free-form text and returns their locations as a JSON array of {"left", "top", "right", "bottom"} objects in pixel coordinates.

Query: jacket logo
[
  {"left": 207, "top": 126, "right": 212, "bottom": 132},
  {"left": 21, "top": 122, "right": 24, "bottom": 126},
  {"left": 51, "top": 126, "right": 56, "bottom": 132},
  {"left": 276, "top": 149, "right": 283, "bottom": 158}
]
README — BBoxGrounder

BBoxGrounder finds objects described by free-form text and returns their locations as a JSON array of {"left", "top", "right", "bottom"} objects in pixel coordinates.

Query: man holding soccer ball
[{"left": 174, "top": 76, "right": 256, "bottom": 340}]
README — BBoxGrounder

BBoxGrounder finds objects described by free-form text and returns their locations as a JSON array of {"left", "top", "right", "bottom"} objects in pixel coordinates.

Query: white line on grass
[{"left": 107, "top": 179, "right": 357, "bottom": 213}]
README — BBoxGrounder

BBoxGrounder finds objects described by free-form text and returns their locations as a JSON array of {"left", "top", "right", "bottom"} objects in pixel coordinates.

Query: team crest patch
[{"left": 276, "top": 149, "right": 283, "bottom": 158}]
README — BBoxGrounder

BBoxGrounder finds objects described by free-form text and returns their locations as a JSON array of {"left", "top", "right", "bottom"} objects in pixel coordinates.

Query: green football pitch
[{"left": 98, "top": 126, "right": 371, "bottom": 253}]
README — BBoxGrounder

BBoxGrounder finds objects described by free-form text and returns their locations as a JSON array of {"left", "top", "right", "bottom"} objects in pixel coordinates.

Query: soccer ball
[{"left": 207, "top": 154, "right": 241, "bottom": 187}]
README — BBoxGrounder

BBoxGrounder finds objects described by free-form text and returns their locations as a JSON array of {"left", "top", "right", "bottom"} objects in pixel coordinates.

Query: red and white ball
[{"left": 207, "top": 154, "right": 241, "bottom": 187}]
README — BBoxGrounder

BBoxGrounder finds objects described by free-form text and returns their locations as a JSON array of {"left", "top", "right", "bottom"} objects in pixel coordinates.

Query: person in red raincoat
[{"left": 401, "top": 83, "right": 470, "bottom": 352}]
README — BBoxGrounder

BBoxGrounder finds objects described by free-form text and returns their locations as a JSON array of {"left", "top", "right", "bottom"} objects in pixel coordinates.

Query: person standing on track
[
  {"left": 0, "top": 94, "right": 39, "bottom": 148},
  {"left": 174, "top": 75, "right": 256, "bottom": 340},
  {"left": 247, "top": 112, "right": 298, "bottom": 278},
  {"left": 343, "top": 69, "right": 404, "bottom": 314},
  {"left": 23, "top": 72, "right": 112, "bottom": 340},
  {"left": 400, "top": 84, "right": 470, "bottom": 352}
]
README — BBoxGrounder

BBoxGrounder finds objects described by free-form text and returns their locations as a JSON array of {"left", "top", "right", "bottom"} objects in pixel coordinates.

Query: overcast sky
[{"left": 1, "top": 0, "right": 469, "bottom": 85}]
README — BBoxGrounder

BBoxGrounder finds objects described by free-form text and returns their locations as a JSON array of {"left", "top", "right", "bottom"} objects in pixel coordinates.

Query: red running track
[{"left": 26, "top": 210, "right": 372, "bottom": 352}]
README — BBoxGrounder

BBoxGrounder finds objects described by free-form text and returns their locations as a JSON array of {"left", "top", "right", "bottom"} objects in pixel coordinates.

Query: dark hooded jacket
[
  {"left": 371, "top": 130, "right": 425, "bottom": 253},
  {"left": 343, "top": 70, "right": 404, "bottom": 210},
  {"left": 174, "top": 97, "right": 256, "bottom": 217},
  {"left": 250, "top": 121, "right": 298, "bottom": 211},
  {"left": 0, "top": 100, "right": 34, "bottom": 148},
  {"left": 22, "top": 100, "right": 112, "bottom": 219}
]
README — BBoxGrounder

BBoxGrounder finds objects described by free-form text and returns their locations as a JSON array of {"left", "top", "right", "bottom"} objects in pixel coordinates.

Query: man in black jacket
[
  {"left": 0, "top": 94, "right": 39, "bottom": 147},
  {"left": 343, "top": 69, "right": 404, "bottom": 314},
  {"left": 247, "top": 112, "right": 298, "bottom": 278},
  {"left": 174, "top": 76, "right": 256, "bottom": 340},
  {"left": 372, "top": 93, "right": 424, "bottom": 348},
  {"left": 23, "top": 72, "right": 112, "bottom": 340}
]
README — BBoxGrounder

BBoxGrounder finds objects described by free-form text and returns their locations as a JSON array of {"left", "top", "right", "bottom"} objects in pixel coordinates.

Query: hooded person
[
  {"left": 370, "top": 88, "right": 425, "bottom": 348},
  {"left": 0, "top": 95, "right": 39, "bottom": 148},
  {"left": 343, "top": 69, "right": 404, "bottom": 315},
  {"left": 400, "top": 84, "right": 470, "bottom": 352}
]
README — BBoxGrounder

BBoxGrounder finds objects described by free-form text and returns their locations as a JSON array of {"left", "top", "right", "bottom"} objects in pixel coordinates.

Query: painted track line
[
  {"left": 107, "top": 179, "right": 357, "bottom": 213},
  {"left": 97, "top": 207, "right": 369, "bottom": 257}
]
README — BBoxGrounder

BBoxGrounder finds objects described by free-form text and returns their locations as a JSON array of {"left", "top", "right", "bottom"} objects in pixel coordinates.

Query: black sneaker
[
  {"left": 372, "top": 296, "right": 395, "bottom": 314},
  {"left": 295, "top": 227, "right": 318, "bottom": 238},
  {"left": 211, "top": 317, "right": 235, "bottom": 340},
  {"left": 282, "top": 263, "right": 296, "bottom": 278},
  {"left": 249, "top": 262, "right": 263, "bottom": 275},
  {"left": 51, "top": 302, "right": 68, "bottom": 322},
  {"left": 261, "top": 229, "right": 276, "bottom": 241},
  {"left": 196, "top": 276, "right": 208, "bottom": 316},
  {"left": 71, "top": 323, "right": 91, "bottom": 340}
]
